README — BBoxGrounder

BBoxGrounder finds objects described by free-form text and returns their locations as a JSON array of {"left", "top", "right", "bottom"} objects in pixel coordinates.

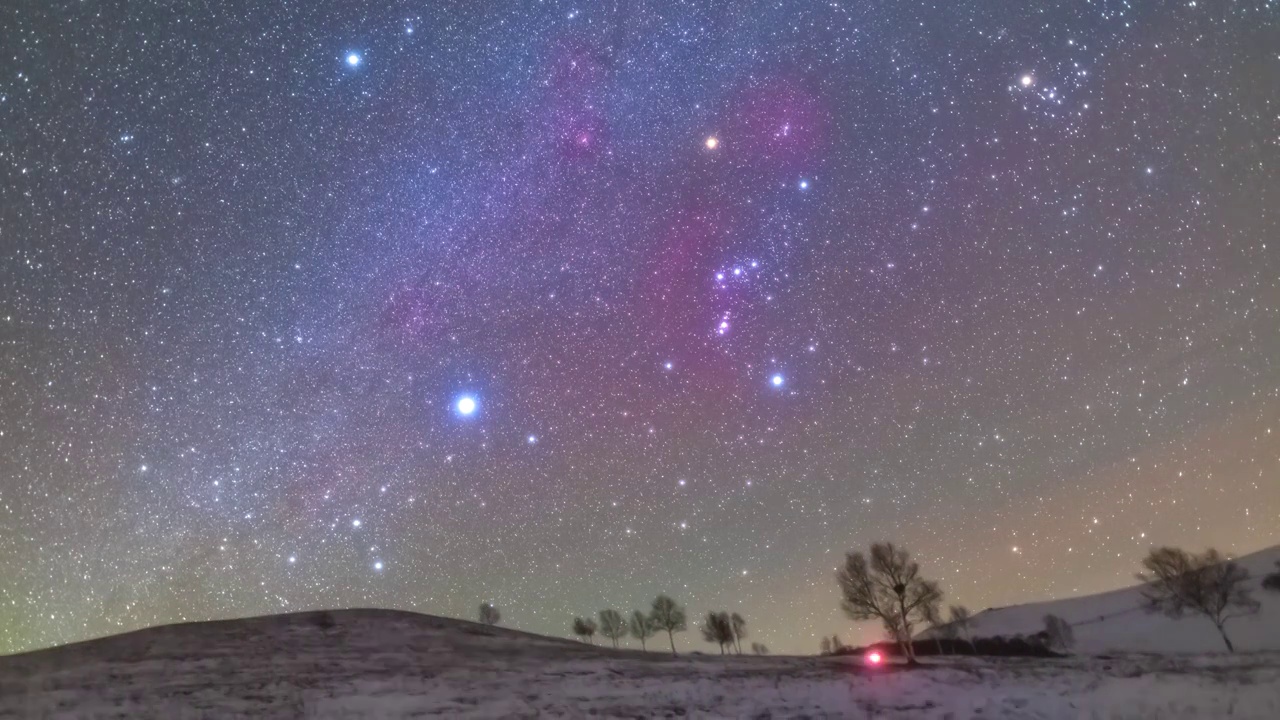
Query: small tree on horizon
[
  {"left": 700, "top": 611, "right": 734, "bottom": 654},
  {"left": 1262, "top": 561, "right": 1280, "bottom": 593},
  {"left": 478, "top": 602, "right": 501, "bottom": 626},
  {"left": 751, "top": 642, "right": 769, "bottom": 655},
  {"left": 1042, "top": 614, "right": 1074, "bottom": 652},
  {"left": 598, "top": 609, "right": 628, "bottom": 649},
  {"left": 572, "top": 616, "right": 598, "bottom": 644},
  {"left": 921, "top": 602, "right": 946, "bottom": 655},
  {"left": 730, "top": 612, "right": 747, "bottom": 655},
  {"left": 629, "top": 610, "right": 656, "bottom": 651},
  {"left": 819, "top": 636, "right": 832, "bottom": 655},
  {"left": 835, "top": 542, "right": 943, "bottom": 664},
  {"left": 1137, "top": 547, "right": 1260, "bottom": 653},
  {"left": 649, "top": 594, "right": 687, "bottom": 656},
  {"left": 830, "top": 634, "right": 844, "bottom": 653},
  {"left": 935, "top": 615, "right": 959, "bottom": 646},
  {"left": 947, "top": 605, "right": 976, "bottom": 653}
]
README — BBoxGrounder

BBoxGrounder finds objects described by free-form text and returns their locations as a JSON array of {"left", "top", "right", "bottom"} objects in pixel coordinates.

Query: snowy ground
[{"left": 3, "top": 609, "right": 1279, "bottom": 719}]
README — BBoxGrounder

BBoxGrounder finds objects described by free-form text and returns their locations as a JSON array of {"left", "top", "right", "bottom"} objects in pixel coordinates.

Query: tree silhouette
[
  {"left": 947, "top": 605, "right": 976, "bottom": 653},
  {"left": 478, "top": 602, "right": 501, "bottom": 626},
  {"left": 1042, "top": 614, "right": 1074, "bottom": 652},
  {"left": 701, "top": 611, "right": 735, "bottom": 654},
  {"left": 572, "top": 616, "right": 598, "bottom": 644},
  {"left": 730, "top": 613, "right": 747, "bottom": 655},
  {"left": 629, "top": 610, "right": 656, "bottom": 651},
  {"left": 835, "top": 542, "right": 944, "bottom": 664},
  {"left": 1263, "top": 561, "right": 1280, "bottom": 593},
  {"left": 921, "top": 602, "right": 946, "bottom": 655},
  {"left": 750, "top": 642, "right": 769, "bottom": 655},
  {"left": 649, "top": 594, "right": 687, "bottom": 656},
  {"left": 1137, "top": 547, "right": 1260, "bottom": 653},
  {"left": 598, "top": 609, "right": 628, "bottom": 649},
  {"left": 819, "top": 637, "right": 832, "bottom": 655}
]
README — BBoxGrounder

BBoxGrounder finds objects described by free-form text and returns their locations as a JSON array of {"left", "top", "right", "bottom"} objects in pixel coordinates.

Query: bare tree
[
  {"left": 730, "top": 613, "right": 747, "bottom": 655},
  {"left": 478, "top": 602, "right": 501, "bottom": 626},
  {"left": 934, "top": 611, "right": 959, "bottom": 647},
  {"left": 830, "top": 634, "right": 844, "bottom": 652},
  {"left": 629, "top": 610, "right": 656, "bottom": 651},
  {"left": 1042, "top": 614, "right": 1074, "bottom": 652},
  {"left": 751, "top": 642, "right": 770, "bottom": 655},
  {"left": 921, "top": 602, "right": 946, "bottom": 655},
  {"left": 649, "top": 594, "right": 687, "bottom": 656},
  {"left": 819, "top": 636, "right": 832, "bottom": 655},
  {"left": 701, "top": 611, "right": 735, "bottom": 654},
  {"left": 947, "top": 605, "right": 976, "bottom": 653},
  {"left": 1137, "top": 547, "right": 1260, "bottom": 653},
  {"left": 1263, "top": 561, "right": 1280, "bottom": 593},
  {"left": 835, "top": 542, "right": 944, "bottom": 664},
  {"left": 572, "top": 616, "right": 598, "bottom": 644},
  {"left": 598, "top": 609, "right": 628, "bottom": 649}
]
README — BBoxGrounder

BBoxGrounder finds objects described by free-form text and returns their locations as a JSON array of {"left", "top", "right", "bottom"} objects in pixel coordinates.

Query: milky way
[{"left": 2, "top": 2, "right": 1278, "bottom": 655}]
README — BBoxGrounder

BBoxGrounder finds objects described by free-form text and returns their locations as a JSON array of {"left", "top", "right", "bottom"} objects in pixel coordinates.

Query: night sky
[{"left": 2, "top": 1, "right": 1278, "bottom": 656}]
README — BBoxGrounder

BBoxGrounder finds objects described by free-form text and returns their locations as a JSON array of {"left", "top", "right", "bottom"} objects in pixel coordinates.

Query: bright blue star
[
  {"left": 456, "top": 395, "right": 478, "bottom": 416},
  {"left": 346, "top": 53, "right": 361, "bottom": 67},
  {"left": 771, "top": 374, "right": 784, "bottom": 387},
  {"left": 798, "top": 179, "right": 810, "bottom": 190},
  {"left": 527, "top": 434, "right": 538, "bottom": 444}
]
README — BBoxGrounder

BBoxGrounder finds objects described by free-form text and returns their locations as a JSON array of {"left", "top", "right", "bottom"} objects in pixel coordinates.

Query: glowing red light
[{"left": 866, "top": 651, "right": 884, "bottom": 665}]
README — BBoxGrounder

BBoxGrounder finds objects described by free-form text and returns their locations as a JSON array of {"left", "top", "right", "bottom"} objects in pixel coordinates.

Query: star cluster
[{"left": 1, "top": 2, "right": 1278, "bottom": 655}]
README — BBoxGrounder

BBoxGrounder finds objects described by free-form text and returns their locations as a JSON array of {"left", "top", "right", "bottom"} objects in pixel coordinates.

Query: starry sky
[{"left": 2, "top": 1, "right": 1278, "bottom": 656}]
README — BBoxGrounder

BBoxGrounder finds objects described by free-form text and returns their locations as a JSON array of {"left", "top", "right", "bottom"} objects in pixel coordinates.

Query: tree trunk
[
  {"left": 611, "top": 637, "right": 618, "bottom": 649},
  {"left": 668, "top": 630, "right": 677, "bottom": 656},
  {"left": 896, "top": 597, "right": 918, "bottom": 664},
  {"left": 1215, "top": 622, "right": 1235, "bottom": 653},
  {"left": 934, "top": 637, "right": 943, "bottom": 656},
  {"left": 719, "top": 643, "right": 725, "bottom": 655},
  {"left": 895, "top": 637, "right": 913, "bottom": 663},
  {"left": 640, "top": 637, "right": 646, "bottom": 651}
]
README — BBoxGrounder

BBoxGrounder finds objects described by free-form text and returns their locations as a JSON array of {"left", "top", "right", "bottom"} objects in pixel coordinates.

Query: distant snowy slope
[{"left": 942, "top": 544, "right": 1280, "bottom": 654}]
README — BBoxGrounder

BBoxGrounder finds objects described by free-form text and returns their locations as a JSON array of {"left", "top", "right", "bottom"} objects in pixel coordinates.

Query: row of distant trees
[
  {"left": 833, "top": 542, "right": 1280, "bottom": 660},
  {"left": 572, "top": 608, "right": 665, "bottom": 651},
  {"left": 482, "top": 595, "right": 768, "bottom": 656},
  {"left": 570, "top": 595, "right": 768, "bottom": 655},
  {"left": 477, "top": 544, "right": 1277, "bottom": 660},
  {"left": 571, "top": 594, "right": 685, "bottom": 654}
]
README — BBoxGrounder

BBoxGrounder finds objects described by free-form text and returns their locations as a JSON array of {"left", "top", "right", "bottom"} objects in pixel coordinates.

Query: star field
[{"left": 1, "top": 1, "right": 1278, "bottom": 655}]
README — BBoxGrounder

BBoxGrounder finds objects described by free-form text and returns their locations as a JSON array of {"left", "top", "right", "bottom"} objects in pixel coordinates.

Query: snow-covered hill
[
  {"left": 3, "top": 608, "right": 1280, "bottom": 718},
  {"left": 939, "top": 544, "right": 1280, "bottom": 654}
]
